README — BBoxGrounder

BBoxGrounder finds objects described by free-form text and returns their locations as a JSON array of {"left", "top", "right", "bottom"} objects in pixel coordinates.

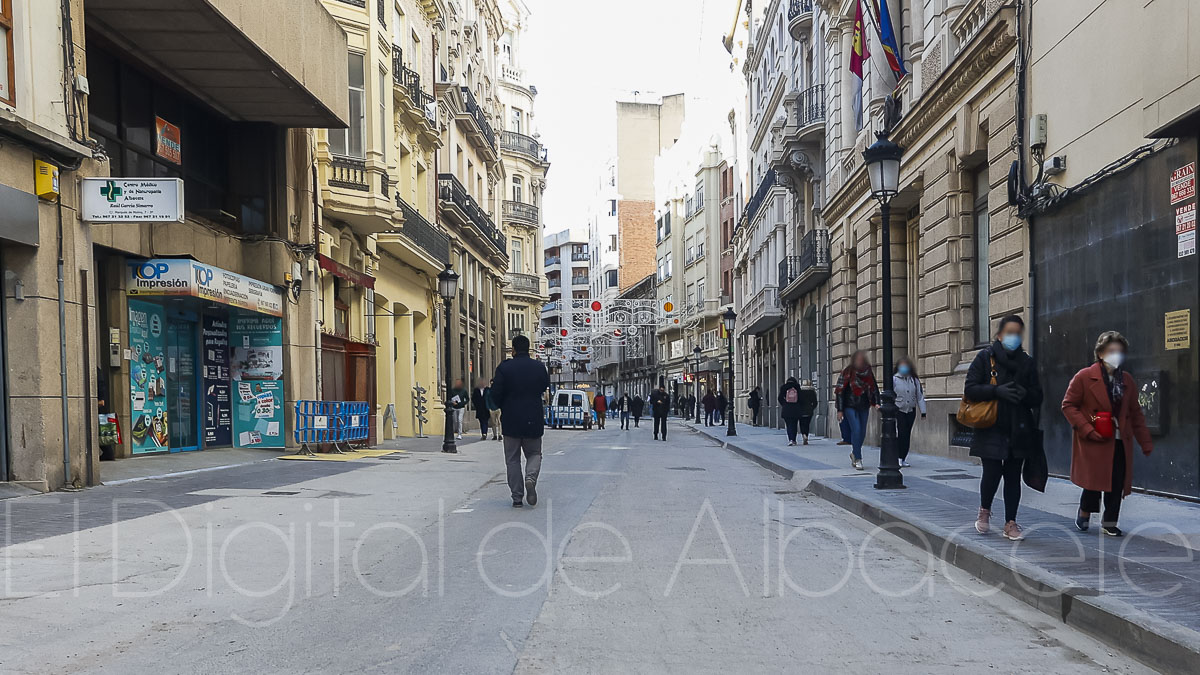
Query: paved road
[{"left": 1, "top": 422, "right": 1155, "bottom": 673}]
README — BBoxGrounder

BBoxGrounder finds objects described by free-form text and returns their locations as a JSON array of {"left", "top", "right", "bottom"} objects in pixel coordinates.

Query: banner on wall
[
  {"left": 127, "top": 299, "right": 170, "bottom": 454},
  {"left": 202, "top": 314, "right": 233, "bottom": 446},
  {"left": 231, "top": 313, "right": 285, "bottom": 448}
]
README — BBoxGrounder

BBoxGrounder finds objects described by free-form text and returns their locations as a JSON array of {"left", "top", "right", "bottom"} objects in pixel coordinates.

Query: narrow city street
[{"left": 2, "top": 423, "right": 1153, "bottom": 674}]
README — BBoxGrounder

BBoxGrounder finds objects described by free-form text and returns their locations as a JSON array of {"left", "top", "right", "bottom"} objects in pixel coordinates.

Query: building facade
[{"left": 540, "top": 227, "right": 592, "bottom": 389}]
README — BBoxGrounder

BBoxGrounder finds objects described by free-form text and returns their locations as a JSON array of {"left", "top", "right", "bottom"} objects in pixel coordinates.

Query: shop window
[{"left": 86, "top": 44, "right": 276, "bottom": 234}]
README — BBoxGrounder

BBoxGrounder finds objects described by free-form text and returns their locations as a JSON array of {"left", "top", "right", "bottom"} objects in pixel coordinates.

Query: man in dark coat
[
  {"left": 630, "top": 394, "right": 645, "bottom": 427},
  {"left": 715, "top": 391, "right": 728, "bottom": 425},
  {"left": 471, "top": 379, "right": 491, "bottom": 440},
  {"left": 649, "top": 385, "right": 670, "bottom": 441},
  {"left": 748, "top": 386, "right": 762, "bottom": 426},
  {"left": 490, "top": 335, "right": 551, "bottom": 507}
]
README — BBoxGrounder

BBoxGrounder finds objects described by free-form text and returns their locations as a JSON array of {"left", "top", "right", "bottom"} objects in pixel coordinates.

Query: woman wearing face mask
[
  {"left": 1061, "top": 332, "right": 1153, "bottom": 537},
  {"left": 964, "top": 315, "right": 1043, "bottom": 541},
  {"left": 892, "top": 356, "right": 925, "bottom": 468},
  {"left": 835, "top": 350, "right": 880, "bottom": 470}
]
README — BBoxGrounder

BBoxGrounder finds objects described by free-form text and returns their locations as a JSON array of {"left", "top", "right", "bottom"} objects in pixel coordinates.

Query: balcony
[
  {"left": 795, "top": 84, "right": 825, "bottom": 131},
  {"left": 329, "top": 156, "right": 369, "bottom": 191},
  {"left": 437, "top": 173, "right": 506, "bottom": 259},
  {"left": 779, "top": 228, "right": 832, "bottom": 302},
  {"left": 787, "top": 0, "right": 814, "bottom": 40},
  {"left": 548, "top": 278, "right": 562, "bottom": 289},
  {"left": 504, "top": 272, "right": 542, "bottom": 297},
  {"left": 503, "top": 200, "right": 540, "bottom": 226},
  {"left": 458, "top": 86, "right": 497, "bottom": 155},
  {"left": 743, "top": 169, "right": 775, "bottom": 225},
  {"left": 544, "top": 255, "right": 561, "bottom": 269},
  {"left": 379, "top": 196, "right": 451, "bottom": 268},
  {"left": 570, "top": 276, "right": 590, "bottom": 287},
  {"left": 571, "top": 252, "right": 590, "bottom": 262},
  {"left": 741, "top": 285, "right": 785, "bottom": 335},
  {"left": 501, "top": 131, "right": 547, "bottom": 164}
]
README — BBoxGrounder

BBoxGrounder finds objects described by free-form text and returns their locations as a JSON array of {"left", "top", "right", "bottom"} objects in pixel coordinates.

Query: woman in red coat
[{"left": 1061, "top": 331, "right": 1153, "bottom": 537}]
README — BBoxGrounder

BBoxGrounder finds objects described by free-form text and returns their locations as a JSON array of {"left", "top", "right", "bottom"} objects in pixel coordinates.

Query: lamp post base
[{"left": 874, "top": 392, "right": 906, "bottom": 490}]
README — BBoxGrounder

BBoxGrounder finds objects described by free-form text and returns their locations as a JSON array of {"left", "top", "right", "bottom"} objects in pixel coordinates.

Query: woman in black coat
[
  {"left": 779, "top": 377, "right": 817, "bottom": 446},
  {"left": 964, "top": 315, "right": 1043, "bottom": 541}
]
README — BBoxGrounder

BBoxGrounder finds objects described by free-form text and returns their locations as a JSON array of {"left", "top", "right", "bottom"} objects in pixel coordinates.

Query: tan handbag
[{"left": 958, "top": 357, "right": 999, "bottom": 429}]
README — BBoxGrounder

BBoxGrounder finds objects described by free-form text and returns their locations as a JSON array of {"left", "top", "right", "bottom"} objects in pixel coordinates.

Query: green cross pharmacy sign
[{"left": 81, "top": 177, "right": 184, "bottom": 223}]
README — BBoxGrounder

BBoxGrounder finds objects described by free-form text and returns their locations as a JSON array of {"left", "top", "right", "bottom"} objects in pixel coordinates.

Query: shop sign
[
  {"left": 81, "top": 178, "right": 184, "bottom": 223},
  {"left": 1176, "top": 202, "right": 1196, "bottom": 258},
  {"left": 317, "top": 254, "right": 375, "bottom": 289},
  {"left": 1164, "top": 309, "right": 1190, "bottom": 351},
  {"left": 155, "top": 117, "right": 182, "bottom": 164},
  {"left": 127, "top": 258, "right": 284, "bottom": 317},
  {"left": 1170, "top": 162, "right": 1195, "bottom": 205}
]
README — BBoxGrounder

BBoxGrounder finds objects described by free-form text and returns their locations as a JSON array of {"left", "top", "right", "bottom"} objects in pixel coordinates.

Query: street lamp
[
  {"left": 863, "top": 133, "right": 906, "bottom": 490},
  {"left": 438, "top": 264, "right": 459, "bottom": 454},
  {"left": 692, "top": 345, "right": 702, "bottom": 424},
  {"left": 722, "top": 308, "right": 737, "bottom": 437}
]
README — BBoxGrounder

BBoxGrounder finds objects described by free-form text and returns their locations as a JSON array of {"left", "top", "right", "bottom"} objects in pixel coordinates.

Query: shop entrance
[{"left": 166, "top": 313, "right": 200, "bottom": 452}]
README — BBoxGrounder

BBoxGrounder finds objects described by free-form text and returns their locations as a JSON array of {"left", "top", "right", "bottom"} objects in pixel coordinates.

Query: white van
[{"left": 548, "top": 389, "right": 592, "bottom": 429}]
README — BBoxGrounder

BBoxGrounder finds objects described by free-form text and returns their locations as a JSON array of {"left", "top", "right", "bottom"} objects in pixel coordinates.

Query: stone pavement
[{"left": 681, "top": 419, "right": 1200, "bottom": 674}]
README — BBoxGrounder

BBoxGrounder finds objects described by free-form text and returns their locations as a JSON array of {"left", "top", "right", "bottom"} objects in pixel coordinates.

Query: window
[
  {"left": 609, "top": 234, "right": 617, "bottom": 251},
  {"left": 608, "top": 199, "right": 617, "bottom": 217},
  {"left": 974, "top": 166, "right": 991, "bottom": 343},
  {"left": 0, "top": 0, "right": 12, "bottom": 106},
  {"left": 512, "top": 175, "right": 523, "bottom": 202},
  {"left": 378, "top": 67, "right": 387, "bottom": 162},
  {"left": 606, "top": 269, "right": 618, "bottom": 288},
  {"left": 330, "top": 52, "right": 366, "bottom": 158},
  {"left": 695, "top": 179, "right": 704, "bottom": 209},
  {"left": 510, "top": 238, "right": 523, "bottom": 273},
  {"left": 511, "top": 107, "right": 523, "bottom": 133},
  {"left": 697, "top": 279, "right": 706, "bottom": 304},
  {"left": 664, "top": 252, "right": 673, "bottom": 279}
]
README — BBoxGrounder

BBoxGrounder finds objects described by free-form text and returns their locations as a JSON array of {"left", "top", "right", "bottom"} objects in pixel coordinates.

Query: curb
[
  {"left": 807, "top": 478, "right": 1200, "bottom": 675},
  {"left": 684, "top": 425, "right": 795, "bottom": 479}
]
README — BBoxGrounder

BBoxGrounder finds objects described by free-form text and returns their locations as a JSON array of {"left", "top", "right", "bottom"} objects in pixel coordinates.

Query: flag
[
  {"left": 874, "top": 0, "right": 907, "bottom": 79},
  {"left": 850, "top": 0, "right": 869, "bottom": 79}
]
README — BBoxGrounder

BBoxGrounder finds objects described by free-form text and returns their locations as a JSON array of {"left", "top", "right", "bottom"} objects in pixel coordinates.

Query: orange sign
[{"left": 155, "top": 117, "right": 182, "bottom": 164}]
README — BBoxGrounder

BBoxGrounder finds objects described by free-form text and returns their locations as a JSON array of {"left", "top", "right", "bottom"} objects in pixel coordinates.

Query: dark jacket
[
  {"left": 447, "top": 386, "right": 469, "bottom": 410},
  {"left": 748, "top": 389, "right": 761, "bottom": 410},
  {"left": 964, "top": 342, "right": 1043, "bottom": 460},
  {"left": 835, "top": 367, "right": 880, "bottom": 411},
  {"left": 702, "top": 393, "right": 717, "bottom": 412},
  {"left": 490, "top": 353, "right": 551, "bottom": 438},
  {"left": 471, "top": 387, "right": 490, "bottom": 421},
  {"left": 649, "top": 390, "right": 670, "bottom": 417},
  {"left": 631, "top": 396, "right": 645, "bottom": 417},
  {"left": 779, "top": 382, "right": 817, "bottom": 420},
  {"left": 715, "top": 393, "right": 727, "bottom": 412},
  {"left": 614, "top": 395, "right": 630, "bottom": 412}
]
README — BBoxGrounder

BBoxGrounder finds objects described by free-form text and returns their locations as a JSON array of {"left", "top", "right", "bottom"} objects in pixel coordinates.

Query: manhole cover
[{"left": 666, "top": 466, "right": 706, "bottom": 472}]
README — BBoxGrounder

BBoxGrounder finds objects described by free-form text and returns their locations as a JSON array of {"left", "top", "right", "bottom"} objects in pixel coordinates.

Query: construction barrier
[{"left": 294, "top": 400, "right": 369, "bottom": 455}]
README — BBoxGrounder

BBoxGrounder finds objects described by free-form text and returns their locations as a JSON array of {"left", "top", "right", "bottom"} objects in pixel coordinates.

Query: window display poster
[
  {"left": 202, "top": 314, "right": 232, "bottom": 446},
  {"left": 231, "top": 312, "right": 284, "bottom": 448},
  {"left": 127, "top": 299, "right": 170, "bottom": 453}
]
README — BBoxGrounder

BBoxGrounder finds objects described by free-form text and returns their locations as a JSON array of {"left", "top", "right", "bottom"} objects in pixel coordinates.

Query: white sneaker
[
  {"left": 900, "top": 460, "right": 911, "bottom": 468},
  {"left": 457, "top": 434, "right": 463, "bottom": 440}
]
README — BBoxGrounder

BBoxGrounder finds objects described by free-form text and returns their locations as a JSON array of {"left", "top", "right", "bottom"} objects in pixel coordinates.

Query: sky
[{"left": 521, "top": 0, "right": 742, "bottom": 231}]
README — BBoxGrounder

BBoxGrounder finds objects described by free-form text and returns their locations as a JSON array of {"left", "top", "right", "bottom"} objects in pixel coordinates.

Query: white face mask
[{"left": 1102, "top": 352, "right": 1124, "bottom": 369}]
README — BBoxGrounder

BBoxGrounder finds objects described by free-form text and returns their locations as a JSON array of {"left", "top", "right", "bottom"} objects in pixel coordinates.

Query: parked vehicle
[{"left": 546, "top": 389, "right": 593, "bottom": 429}]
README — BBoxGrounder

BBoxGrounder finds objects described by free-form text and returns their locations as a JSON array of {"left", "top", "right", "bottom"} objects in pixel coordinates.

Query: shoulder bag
[{"left": 957, "top": 357, "right": 999, "bottom": 429}]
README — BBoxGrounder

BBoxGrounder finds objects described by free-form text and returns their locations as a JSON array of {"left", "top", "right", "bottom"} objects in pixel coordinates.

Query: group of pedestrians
[
  {"left": 754, "top": 314, "right": 1153, "bottom": 543},
  {"left": 700, "top": 389, "right": 727, "bottom": 427}
]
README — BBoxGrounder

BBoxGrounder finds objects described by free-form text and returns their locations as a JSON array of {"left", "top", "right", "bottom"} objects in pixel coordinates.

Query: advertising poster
[
  {"left": 127, "top": 299, "right": 169, "bottom": 453},
  {"left": 231, "top": 313, "right": 284, "bottom": 448},
  {"left": 201, "top": 314, "right": 232, "bottom": 446}
]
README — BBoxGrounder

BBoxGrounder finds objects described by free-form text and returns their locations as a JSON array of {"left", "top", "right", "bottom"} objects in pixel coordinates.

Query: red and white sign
[
  {"left": 1178, "top": 203, "right": 1197, "bottom": 258},
  {"left": 1170, "top": 162, "right": 1195, "bottom": 205}
]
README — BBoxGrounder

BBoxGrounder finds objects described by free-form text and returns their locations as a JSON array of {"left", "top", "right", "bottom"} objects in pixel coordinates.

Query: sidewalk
[{"left": 683, "top": 420, "right": 1200, "bottom": 674}]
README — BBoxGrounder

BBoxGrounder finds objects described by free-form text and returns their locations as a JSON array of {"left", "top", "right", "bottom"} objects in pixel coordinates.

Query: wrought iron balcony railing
[
  {"left": 796, "top": 83, "right": 825, "bottom": 128},
  {"left": 501, "top": 131, "right": 544, "bottom": 162},
  {"left": 778, "top": 228, "right": 832, "bottom": 301},
  {"left": 437, "top": 173, "right": 505, "bottom": 254},
  {"left": 390, "top": 196, "right": 450, "bottom": 265},
  {"left": 459, "top": 86, "right": 496, "bottom": 150},
  {"left": 788, "top": 0, "right": 814, "bottom": 20},
  {"left": 503, "top": 200, "right": 539, "bottom": 225},
  {"left": 743, "top": 168, "right": 775, "bottom": 224}
]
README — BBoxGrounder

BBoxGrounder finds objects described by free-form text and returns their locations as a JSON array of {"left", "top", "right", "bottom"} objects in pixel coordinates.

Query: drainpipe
[{"left": 56, "top": 196, "right": 71, "bottom": 487}]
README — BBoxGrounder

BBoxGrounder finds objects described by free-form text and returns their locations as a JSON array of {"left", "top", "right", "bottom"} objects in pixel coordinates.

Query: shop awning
[
  {"left": 126, "top": 258, "right": 284, "bottom": 317},
  {"left": 318, "top": 254, "right": 375, "bottom": 290},
  {"left": 85, "top": 0, "right": 349, "bottom": 128}
]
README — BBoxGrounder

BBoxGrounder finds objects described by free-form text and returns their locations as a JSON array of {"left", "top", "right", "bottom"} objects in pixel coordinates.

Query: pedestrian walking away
[
  {"left": 893, "top": 356, "right": 926, "bottom": 467},
  {"left": 702, "top": 389, "right": 717, "bottom": 427},
  {"left": 489, "top": 335, "right": 551, "bottom": 507},
  {"left": 965, "top": 315, "right": 1043, "bottom": 541},
  {"left": 593, "top": 391, "right": 608, "bottom": 429},
  {"left": 715, "top": 391, "right": 728, "bottom": 425},
  {"left": 630, "top": 394, "right": 645, "bottom": 428},
  {"left": 835, "top": 350, "right": 880, "bottom": 470},
  {"left": 779, "top": 376, "right": 816, "bottom": 446},
  {"left": 650, "top": 385, "right": 670, "bottom": 441},
  {"left": 447, "top": 378, "right": 469, "bottom": 440},
  {"left": 1061, "top": 331, "right": 1153, "bottom": 537},
  {"left": 486, "top": 386, "right": 502, "bottom": 441},
  {"left": 471, "top": 379, "right": 491, "bottom": 440},
  {"left": 615, "top": 392, "right": 631, "bottom": 430},
  {"left": 748, "top": 386, "right": 762, "bottom": 426}
]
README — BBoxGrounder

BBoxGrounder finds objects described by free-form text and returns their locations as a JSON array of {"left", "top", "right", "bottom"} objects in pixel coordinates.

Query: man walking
[
  {"left": 650, "top": 384, "right": 670, "bottom": 441},
  {"left": 490, "top": 335, "right": 551, "bottom": 507},
  {"left": 631, "top": 394, "right": 645, "bottom": 428},
  {"left": 615, "top": 392, "right": 631, "bottom": 430},
  {"left": 593, "top": 391, "right": 608, "bottom": 429}
]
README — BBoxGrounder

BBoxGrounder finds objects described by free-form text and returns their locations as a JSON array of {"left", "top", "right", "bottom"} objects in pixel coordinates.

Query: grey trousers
[{"left": 503, "top": 436, "right": 543, "bottom": 500}]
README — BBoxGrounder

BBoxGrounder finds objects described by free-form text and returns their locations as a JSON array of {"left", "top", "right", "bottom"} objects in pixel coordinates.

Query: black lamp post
[
  {"left": 722, "top": 308, "right": 737, "bottom": 437},
  {"left": 692, "top": 345, "right": 702, "bottom": 424},
  {"left": 438, "top": 264, "right": 460, "bottom": 454},
  {"left": 863, "top": 133, "right": 906, "bottom": 490}
]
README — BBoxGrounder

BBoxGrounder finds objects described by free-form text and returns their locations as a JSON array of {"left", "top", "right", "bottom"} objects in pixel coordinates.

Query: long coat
[
  {"left": 1061, "top": 363, "right": 1153, "bottom": 496},
  {"left": 963, "top": 343, "right": 1043, "bottom": 461},
  {"left": 490, "top": 354, "right": 550, "bottom": 438}
]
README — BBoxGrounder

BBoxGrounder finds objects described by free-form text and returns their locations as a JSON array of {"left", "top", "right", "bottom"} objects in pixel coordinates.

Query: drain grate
[
  {"left": 263, "top": 491, "right": 300, "bottom": 496},
  {"left": 924, "top": 473, "right": 978, "bottom": 481},
  {"left": 666, "top": 466, "right": 706, "bottom": 472}
]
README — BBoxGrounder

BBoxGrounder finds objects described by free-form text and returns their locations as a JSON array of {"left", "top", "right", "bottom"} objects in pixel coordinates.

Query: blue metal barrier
[
  {"left": 294, "top": 400, "right": 369, "bottom": 454},
  {"left": 343, "top": 402, "right": 370, "bottom": 445}
]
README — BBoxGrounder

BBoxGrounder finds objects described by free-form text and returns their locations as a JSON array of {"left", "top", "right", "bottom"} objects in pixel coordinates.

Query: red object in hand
[{"left": 1093, "top": 411, "right": 1115, "bottom": 439}]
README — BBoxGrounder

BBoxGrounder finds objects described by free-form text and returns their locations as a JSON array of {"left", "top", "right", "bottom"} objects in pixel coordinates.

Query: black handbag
[{"left": 1022, "top": 428, "right": 1048, "bottom": 493}]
